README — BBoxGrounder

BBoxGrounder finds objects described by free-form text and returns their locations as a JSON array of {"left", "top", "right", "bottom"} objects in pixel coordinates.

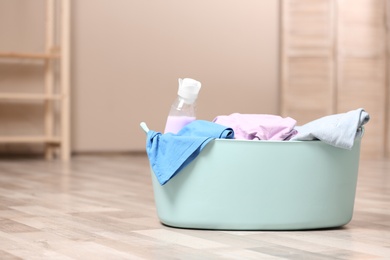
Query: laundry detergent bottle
[{"left": 164, "top": 78, "right": 202, "bottom": 134}]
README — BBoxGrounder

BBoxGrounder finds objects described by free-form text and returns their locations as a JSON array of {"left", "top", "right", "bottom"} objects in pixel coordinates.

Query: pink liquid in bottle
[{"left": 164, "top": 116, "right": 196, "bottom": 134}]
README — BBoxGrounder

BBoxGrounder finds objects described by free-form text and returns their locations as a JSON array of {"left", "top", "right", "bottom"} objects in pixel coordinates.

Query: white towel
[{"left": 291, "top": 108, "right": 370, "bottom": 149}]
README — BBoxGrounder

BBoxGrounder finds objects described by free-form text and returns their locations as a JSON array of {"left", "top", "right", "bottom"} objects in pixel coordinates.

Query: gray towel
[{"left": 291, "top": 108, "right": 370, "bottom": 149}]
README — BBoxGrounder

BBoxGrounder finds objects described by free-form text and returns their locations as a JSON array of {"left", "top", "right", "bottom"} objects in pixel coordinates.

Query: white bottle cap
[{"left": 177, "top": 78, "right": 202, "bottom": 104}]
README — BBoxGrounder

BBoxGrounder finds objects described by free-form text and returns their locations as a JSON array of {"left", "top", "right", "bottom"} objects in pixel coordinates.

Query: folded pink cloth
[{"left": 213, "top": 113, "right": 298, "bottom": 141}]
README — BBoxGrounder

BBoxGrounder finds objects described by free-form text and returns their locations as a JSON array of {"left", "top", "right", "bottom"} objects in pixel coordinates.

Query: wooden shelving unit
[
  {"left": 0, "top": 93, "right": 63, "bottom": 101},
  {"left": 0, "top": 0, "right": 71, "bottom": 161},
  {"left": 0, "top": 52, "right": 60, "bottom": 60},
  {"left": 0, "top": 136, "right": 61, "bottom": 144}
]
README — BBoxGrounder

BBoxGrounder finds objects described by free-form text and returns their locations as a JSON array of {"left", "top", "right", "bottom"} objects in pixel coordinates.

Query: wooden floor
[{"left": 0, "top": 154, "right": 389, "bottom": 259}]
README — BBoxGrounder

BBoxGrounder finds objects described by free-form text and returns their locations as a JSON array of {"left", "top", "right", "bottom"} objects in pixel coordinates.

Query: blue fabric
[
  {"left": 291, "top": 108, "right": 370, "bottom": 149},
  {"left": 146, "top": 120, "right": 234, "bottom": 185}
]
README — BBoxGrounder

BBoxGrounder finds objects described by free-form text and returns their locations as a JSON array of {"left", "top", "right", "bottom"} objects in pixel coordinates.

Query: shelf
[
  {"left": 0, "top": 93, "right": 63, "bottom": 101},
  {"left": 0, "top": 136, "right": 61, "bottom": 144},
  {"left": 0, "top": 0, "right": 71, "bottom": 161},
  {"left": 0, "top": 52, "right": 60, "bottom": 60}
]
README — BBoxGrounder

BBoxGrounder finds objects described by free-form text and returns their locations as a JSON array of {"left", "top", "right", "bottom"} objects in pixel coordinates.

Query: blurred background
[{"left": 0, "top": 0, "right": 388, "bottom": 159}]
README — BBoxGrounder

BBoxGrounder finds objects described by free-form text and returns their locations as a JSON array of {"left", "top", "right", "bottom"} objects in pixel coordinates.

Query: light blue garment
[
  {"left": 146, "top": 120, "right": 234, "bottom": 185},
  {"left": 291, "top": 108, "right": 369, "bottom": 149}
]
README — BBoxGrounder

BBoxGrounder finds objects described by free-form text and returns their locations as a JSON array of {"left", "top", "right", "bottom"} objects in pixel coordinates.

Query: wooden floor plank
[{"left": 0, "top": 154, "right": 388, "bottom": 259}]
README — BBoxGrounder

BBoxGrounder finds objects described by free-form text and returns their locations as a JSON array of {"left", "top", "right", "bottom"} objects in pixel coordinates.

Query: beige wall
[
  {"left": 0, "top": 0, "right": 280, "bottom": 154},
  {"left": 2, "top": 1, "right": 388, "bottom": 157},
  {"left": 71, "top": 0, "right": 280, "bottom": 152}
]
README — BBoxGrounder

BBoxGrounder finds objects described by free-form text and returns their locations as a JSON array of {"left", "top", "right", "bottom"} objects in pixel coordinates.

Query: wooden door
[{"left": 281, "top": 0, "right": 388, "bottom": 158}]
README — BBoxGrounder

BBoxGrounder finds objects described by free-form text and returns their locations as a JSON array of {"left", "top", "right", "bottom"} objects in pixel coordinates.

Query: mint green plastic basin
[{"left": 149, "top": 138, "right": 361, "bottom": 230}]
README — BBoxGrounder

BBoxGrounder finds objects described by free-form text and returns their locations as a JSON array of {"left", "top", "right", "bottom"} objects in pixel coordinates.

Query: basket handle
[{"left": 140, "top": 122, "right": 149, "bottom": 134}]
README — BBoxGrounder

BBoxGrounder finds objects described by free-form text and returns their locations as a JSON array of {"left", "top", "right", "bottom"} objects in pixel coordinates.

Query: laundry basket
[{"left": 145, "top": 127, "right": 362, "bottom": 230}]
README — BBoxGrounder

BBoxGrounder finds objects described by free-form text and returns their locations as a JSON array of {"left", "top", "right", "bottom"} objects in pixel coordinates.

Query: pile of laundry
[{"left": 145, "top": 108, "right": 370, "bottom": 185}]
